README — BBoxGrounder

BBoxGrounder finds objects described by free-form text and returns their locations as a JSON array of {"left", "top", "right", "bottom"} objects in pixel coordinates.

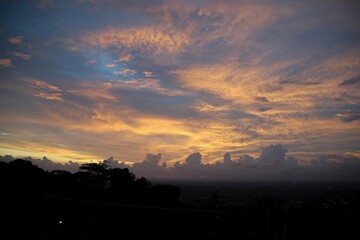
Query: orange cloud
[
  {"left": 8, "top": 36, "right": 23, "bottom": 44},
  {"left": 194, "top": 102, "right": 230, "bottom": 113},
  {"left": 83, "top": 27, "right": 189, "bottom": 55},
  {"left": 115, "top": 54, "right": 133, "bottom": 62},
  {"left": 35, "top": 92, "right": 63, "bottom": 101},
  {"left": 66, "top": 81, "right": 116, "bottom": 101},
  {"left": 28, "top": 79, "right": 61, "bottom": 91},
  {"left": 0, "top": 58, "right": 12, "bottom": 67},
  {"left": 143, "top": 71, "right": 156, "bottom": 77},
  {"left": 138, "top": 1, "right": 290, "bottom": 49},
  {"left": 0, "top": 143, "right": 99, "bottom": 164}
]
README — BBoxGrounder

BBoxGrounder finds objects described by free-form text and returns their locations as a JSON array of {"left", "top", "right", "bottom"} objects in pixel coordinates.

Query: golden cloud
[
  {"left": 83, "top": 27, "right": 189, "bottom": 55},
  {"left": 35, "top": 92, "right": 63, "bottom": 101}
]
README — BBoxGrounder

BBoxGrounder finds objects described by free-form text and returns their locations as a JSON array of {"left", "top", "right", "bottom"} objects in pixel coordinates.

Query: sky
[{"left": 1, "top": 0, "right": 360, "bottom": 167}]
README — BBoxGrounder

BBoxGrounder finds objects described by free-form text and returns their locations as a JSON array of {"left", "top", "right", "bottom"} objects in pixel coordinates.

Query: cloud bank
[{"left": 2, "top": 144, "right": 359, "bottom": 182}]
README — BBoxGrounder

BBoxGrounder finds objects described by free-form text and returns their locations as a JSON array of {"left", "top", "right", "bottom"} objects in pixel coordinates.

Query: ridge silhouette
[{"left": 1, "top": 159, "right": 359, "bottom": 239}]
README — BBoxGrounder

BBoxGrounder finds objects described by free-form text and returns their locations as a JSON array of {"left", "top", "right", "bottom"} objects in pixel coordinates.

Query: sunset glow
[{"left": 1, "top": 0, "right": 359, "bottom": 165}]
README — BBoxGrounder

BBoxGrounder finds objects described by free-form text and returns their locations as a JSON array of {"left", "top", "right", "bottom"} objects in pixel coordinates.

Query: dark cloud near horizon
[
  {"left": 0, "top": 155, "right": 80, "bottom": 172},
  {"left": 339, "top": 76, "right": 360, "bottom": 87},
  {"left": 2, "top": 143, "right": 360, "bottom": 181},
  {"left": 132, "top": 153, "right": 168, "bottom": 177},
  {"left": 258, "top": 144, "right": 287, "bottom": 165}
]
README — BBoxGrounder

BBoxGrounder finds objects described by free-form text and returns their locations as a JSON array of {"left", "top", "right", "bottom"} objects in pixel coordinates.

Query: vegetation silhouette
[{"left": 1, "top": 159, "right": 360, "bottom": 239}]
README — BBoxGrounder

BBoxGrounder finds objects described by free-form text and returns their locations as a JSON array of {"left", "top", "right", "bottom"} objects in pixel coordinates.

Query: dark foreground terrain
[{"left": 1, "top": 160, "right": 360, "bottom": 239}]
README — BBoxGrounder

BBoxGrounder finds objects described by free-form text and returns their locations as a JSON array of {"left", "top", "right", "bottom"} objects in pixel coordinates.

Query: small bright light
[{"left": 58, "top": 220, "right": 62, "bottom": 224}]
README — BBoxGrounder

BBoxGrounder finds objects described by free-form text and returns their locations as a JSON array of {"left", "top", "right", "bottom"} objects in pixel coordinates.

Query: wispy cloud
[
  {"left": 106, "top": 63, "right": 116, "bottom": 68},
  {"left": 336, "top": 111, "right": 360, "bottom": 122},
  {"left": 83, "top": 27, "right": 189, "bottom": 56},
  {"left": 9, "top": 52, "right": 32, "bottom": 60},
  {"left": 339, "top": 76, "right": 360, "bottom": 87},
  {"left": 86, "top": 59, "right": 97, "bottom": 64},
  {"left": 24, "top": 79, "right": 63, "bottom": 101},
  {"left": 34, "top": 92, "right": 63, "bottom": 101},
  {"left": 112, "top": 68, "right": 136, "bottom": 76},
  {"left": 113, "top": 78, "right": 184, "bottom": 96},
  {"left": 0, "top": 58, "right": 12, "bottom": 67},
  {"left": 8, "top": 36, "right": 23, "bottom": 44},
  {"left": 115, "top": 54, "right": 133, "bottom": 62},
  {"left": 28, "top": 79, "right": 61, "bottom": 91},
  {"left": 143, "top": 71, "right": 155, "bottom": 77}
]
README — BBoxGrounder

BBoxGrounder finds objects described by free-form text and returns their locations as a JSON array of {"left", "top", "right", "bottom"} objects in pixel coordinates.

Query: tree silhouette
[
  {"left": 0, "top": 158, "right": 184, "bottom": 206},
  {"left": 79, "top": 160, "right": 110, "bottom": 176},
  {"left": 78, "top": 160, "right": 111, "bottom": 189},
  {"left": 109, "top": 167, "right": 136, "bottom": 190}
]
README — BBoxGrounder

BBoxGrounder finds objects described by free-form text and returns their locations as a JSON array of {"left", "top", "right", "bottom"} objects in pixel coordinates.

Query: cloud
[
  {"left": 9, "top": 52, "right": 32, "bottom": 60},
  {"left": 0, "top": 155, "right": 80, "bottom": 172},
  {"left": 0, "top": 58, "right": 12, "bottom": 67},
  {"left": 339, "top": 76, "right": 360, "bottom": 87},
  {"left": 178, "top": 146, "right": 360, "bottom": 181},
  {"left": 34, "top": 92, "right": 63, "bottom": 101},
  {"left": 185, "top": 152, "right": 202, "bottom": 168},
  {"left": 8, "top": 36, "right": 23, "bottom": 44},
  {"left": 143, "top": 71, "right": 154, "bottom": 77},
  {"left": 1, "top": 0, "right": 360, "bottom": 168},
  {"left": 111, "top": 78, "right": 184, "bottom": 96},
  {"left": 104, "top": 156, "right": 127, "bottom": 169},
  {"left": 112, "top": 68, "right": 136, "bottom": 76},
  {"left": 0, "top": 155, "right": 14, "bottom": 163},
  {"left": 132, "top": 153, "right": 169, "bottom": 177},
  {"left": 86, "top": 59, "right": 97, "bottom": 64},
  {"left": 257, "top": 107, "right": 272, "bottom": 112},
  {"left": 254, "top": 97, "right": 269, "bottom": 103},
  {"left": 194, "top": 102, "right": 230, "bottom": 113},
  {"left": 307, "top": 154, "right": 360, "bottom": 181},
  {"left": 115, "top": 54, "right": 133, "bottom": 62},
  {"left": 62, "top": 1, "right": 360, "bottom": 162},
  {"left": 128, "top": 144, "right": 360, "bottom": 181},
  {"left": 2, "top": 144, "right": 360, "bottom": 181},
  {"left": 27, "top": 79, "right": 61, "bottom": 91},
  {"left": 336, "top": 111, "right": 360, "bottom": 122},
  {"left": 258, "top": 144, "right": 287, "bottom": 165},
  {"left": 83, "top": 27, "right": 189, "bottom": 56},
  {"left": 29, "top": 156, "right": 80, "bottom": 172},
  {"left": 139, "top": 0, "right": 289, "bottom": 46},
  {"left": 23, "top": 79, "right": 63, "bottom": 101},
  {"left": 106, "top": 63, "right": 116, "bottom": 68},
  {"left": 223, "top": 152, "right": 232, "bottom": 166}
]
